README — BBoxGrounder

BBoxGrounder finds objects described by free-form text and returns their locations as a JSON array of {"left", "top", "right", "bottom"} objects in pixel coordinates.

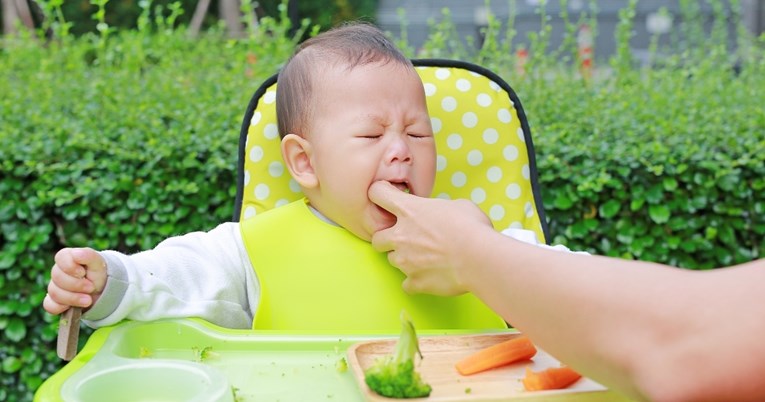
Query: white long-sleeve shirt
[
  {"left": 83, "top": 221, "right": 584, "bottom": 329},
  {"left": 83, "top": 222, "right": 259, "bottom": 329}
]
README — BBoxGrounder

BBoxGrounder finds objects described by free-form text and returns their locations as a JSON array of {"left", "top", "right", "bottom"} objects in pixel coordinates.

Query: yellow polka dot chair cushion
[{"left": 233, "top": 59, "right": 549, "bottom": 243}]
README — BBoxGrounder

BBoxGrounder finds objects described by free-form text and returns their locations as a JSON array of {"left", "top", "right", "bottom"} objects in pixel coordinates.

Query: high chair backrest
[{"left": 233, "top": 59, "right": 549, "bottom": 243}]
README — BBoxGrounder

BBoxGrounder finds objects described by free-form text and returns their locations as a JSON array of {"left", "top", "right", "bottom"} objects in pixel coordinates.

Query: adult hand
[
  {"left": 369, "top": 180, "right": 494, "bottom": 296},
  {"left": 44, "top": 247, "right": 107, "bottom": 315}
]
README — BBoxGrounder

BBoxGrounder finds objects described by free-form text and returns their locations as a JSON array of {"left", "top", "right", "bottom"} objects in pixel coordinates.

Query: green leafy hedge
[
  {"left": 1, "top": 1, "right": 764, "bottom": 400},
  {"left": 529, "top": 65, "right": 765, "bottom": 267},
  {"left": 0, "top": 5, "right": 306, "bottom": 400}
]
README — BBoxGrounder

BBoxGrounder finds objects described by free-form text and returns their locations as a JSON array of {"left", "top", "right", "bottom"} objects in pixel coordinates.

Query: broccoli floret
[{"left": 364, "top": 311, "right": 432, "bottom": 398}]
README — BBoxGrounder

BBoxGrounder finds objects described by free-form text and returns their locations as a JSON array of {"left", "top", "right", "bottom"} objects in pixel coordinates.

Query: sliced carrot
[
  {"left": 455, "top": 335, "right": 537, "bottom": 375},
  {"left": 522, "top": 366, "right": 582, "bottom": 391}
]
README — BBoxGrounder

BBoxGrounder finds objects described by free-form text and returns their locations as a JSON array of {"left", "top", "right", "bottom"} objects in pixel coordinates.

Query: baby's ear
[{"left": 281, "top": 134, "right": 318, "bottom": 189}]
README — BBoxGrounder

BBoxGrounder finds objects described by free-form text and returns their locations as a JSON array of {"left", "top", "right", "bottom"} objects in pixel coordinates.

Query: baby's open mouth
[{"left": 388, "top": 180, "right": 410, "bottom": 194}]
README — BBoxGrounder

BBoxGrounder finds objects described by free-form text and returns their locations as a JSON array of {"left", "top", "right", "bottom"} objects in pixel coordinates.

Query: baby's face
[{"left": 305, "top": 62, "right": 435, "bottom": 241}]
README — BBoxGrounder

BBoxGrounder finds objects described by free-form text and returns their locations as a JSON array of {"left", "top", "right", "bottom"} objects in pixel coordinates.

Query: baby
[{"left": 43, "top": 22, "right": 506, "bottom": 332}]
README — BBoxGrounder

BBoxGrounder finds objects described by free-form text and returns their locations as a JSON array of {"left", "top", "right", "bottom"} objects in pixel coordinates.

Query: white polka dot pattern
[
  {"left": 254, "top": 183, "right": 269, "bottom": 200},
  {"left": 471, "top": 187, "right": 486, "bottom": 204},
  {"left": 446, "top": 134, "right": 463, "bottom": 150},
  {"left": 436, "top": 155, "right": 447, "bottom": 172},
  {"left": 240, "top": 66, "right": 545, "bottom": 242},
  {"left": 467, "top": 150, "right": 483, "bottom": 166},
  {"left": 268, "top": 161, "right": 284, "bottom": 177},
  {"left": 264, "top": 123, "right": 279, "bottom": 139},
  {"left": 442, "top": 97, "right": 457, "bottom": 112},
  {"left": 451, "top": 172, "right": 467, "bottom": 188},
  {"left": 249, "top": 146, "right": 263, "bottom": 163},
  {"left": 418, "top": 66, "right": 542, "bottom": 239}
]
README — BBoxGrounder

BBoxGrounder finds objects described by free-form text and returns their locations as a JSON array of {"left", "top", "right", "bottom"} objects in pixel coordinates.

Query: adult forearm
[
  {"left": 459, "top": 233, "right": 765, "bottom": 401},
  {"left": 462, "top": 236, "right": 641, "bottom": 397}
]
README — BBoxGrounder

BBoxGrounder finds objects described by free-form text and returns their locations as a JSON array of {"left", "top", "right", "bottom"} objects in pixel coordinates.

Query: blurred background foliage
[
  {"left": 3, "top": 0, "right": 378, "bottom": 35},
  {"left": 1, "top": 0, "right": 764, "bottom": 400}
]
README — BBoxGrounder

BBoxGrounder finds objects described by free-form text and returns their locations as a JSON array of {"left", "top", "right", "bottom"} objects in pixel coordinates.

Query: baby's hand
[{"left": 43, "top": 248, "right": 107, "bottom": 315}]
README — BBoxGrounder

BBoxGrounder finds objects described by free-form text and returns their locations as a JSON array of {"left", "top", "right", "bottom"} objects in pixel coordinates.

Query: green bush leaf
[
  {"left": 4, "top": 318, "right": 26, "bottom": 343},
  {"left": 2, "top": 357, "right": 22, "bottom": 374},
  {"left": 599, "top": 200, "right": 621, "bottom": 218},
  {"left": 718, "top": 226, "right": 736, "bottom": 246},
  {"left": 553, "top": 193, "right": 574, "bottom": 210},
  {"left": 0, "top": 253, "right": 15, "bottom": 270},
  {"left": 648, "top": 205, "right": 671, "bottom": 224},
  {"left": 717, "top": 174, "right": 739, "bottom": 192},
  {"left": 568, "top": 221, "right": 589, "bottom": 238},
  {"left": 662, "top": 177, "right": 678, "bottom": 191},
  {"left": 645, "top": 184, "right": 664, "bottom": 204},
  {"left": 666, "top": 236, "right": 681, "bottom": 249},
  {"left": 616, "top": 232, "right": 633, "bottom": 244},
  {"left": 753, "top": 202, "right": 764, "bottom": 215}
]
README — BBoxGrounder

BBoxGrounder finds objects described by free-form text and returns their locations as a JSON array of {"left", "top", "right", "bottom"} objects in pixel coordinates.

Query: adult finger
[
  {"left": 381, "top": 249, "right": 410, "bottom": 275},
  {"left": 371, "top": 230, "right": 394, "bottom": 253},
  {"left": 368, "top": 180, "right": 410, "bottom": 216},
  {"left": 401, "top": 276, "right": 417, "bottom": 294}
]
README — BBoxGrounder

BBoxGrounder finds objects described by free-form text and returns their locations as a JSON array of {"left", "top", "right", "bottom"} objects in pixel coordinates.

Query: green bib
[{"left": 240, "top": 199, "right": 506, "bottom": 332}]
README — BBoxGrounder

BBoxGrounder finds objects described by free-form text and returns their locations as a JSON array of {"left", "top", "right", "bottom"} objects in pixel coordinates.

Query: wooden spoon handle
[{"left": 57, "top": 307, "right": 82, "bottom": 361}]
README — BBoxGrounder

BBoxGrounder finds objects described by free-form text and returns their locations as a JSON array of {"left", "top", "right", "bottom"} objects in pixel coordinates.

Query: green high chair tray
[
  {"left": 36, "top": 319, "right": 383, "bottom": 402},
  {"left": 36, "top": 318, "right": 632, "bottom": 401}
]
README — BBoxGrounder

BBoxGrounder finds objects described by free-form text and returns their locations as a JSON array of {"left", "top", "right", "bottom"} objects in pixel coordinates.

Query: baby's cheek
[{"left": 415, "top": 171, "right": 436, "bottom": 197}]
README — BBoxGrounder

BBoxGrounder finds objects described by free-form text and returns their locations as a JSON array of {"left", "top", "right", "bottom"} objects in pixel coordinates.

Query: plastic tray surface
[
  {"left": 38, "top": 319, "right": 377, "bottom": 402},
  {"left": 35, "top": 319, "right": 631, "bottom": 402}
]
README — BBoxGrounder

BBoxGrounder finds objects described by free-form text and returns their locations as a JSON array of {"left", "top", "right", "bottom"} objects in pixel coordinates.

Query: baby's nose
[{"left": 385, "top": 137, "right": 412, "bottom": 164}]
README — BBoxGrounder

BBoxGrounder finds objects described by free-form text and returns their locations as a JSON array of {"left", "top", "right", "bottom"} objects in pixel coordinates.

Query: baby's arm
[{"left": 44, "top": 222, "right": 260, "bottom": 329}]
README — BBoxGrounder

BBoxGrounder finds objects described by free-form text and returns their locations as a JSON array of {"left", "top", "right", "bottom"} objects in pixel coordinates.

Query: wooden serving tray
[{"left": 347, "top": 332, "right": 630, "bottom": 401}]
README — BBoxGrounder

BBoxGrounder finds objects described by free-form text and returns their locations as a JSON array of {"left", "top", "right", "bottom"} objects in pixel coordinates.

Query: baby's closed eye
[{"left": 407, "top": 133, "right": 432, "bottom": 139}]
